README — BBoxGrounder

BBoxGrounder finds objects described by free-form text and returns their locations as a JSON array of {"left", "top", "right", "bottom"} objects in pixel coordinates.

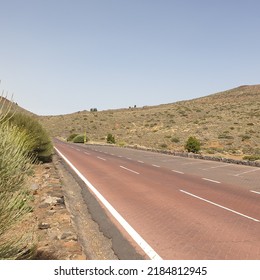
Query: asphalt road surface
[{"left": 54, "top": 139, "right": 260, "bottom": 260}]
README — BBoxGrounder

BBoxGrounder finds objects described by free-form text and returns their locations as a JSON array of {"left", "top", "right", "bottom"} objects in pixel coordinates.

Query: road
[{"left": 54, "top": 139, "right": 260, "bottom": 260}]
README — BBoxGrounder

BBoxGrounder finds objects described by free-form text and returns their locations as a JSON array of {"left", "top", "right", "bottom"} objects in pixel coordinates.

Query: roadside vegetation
[
  {"left": 2, "top": 113, "right": 53, "bottom": 163},
  {"left": 0, "top": 96, "right": 53, "bottom": 259},
  {"left": 185, "top": 136, "right": 201, "bottom": 153}
]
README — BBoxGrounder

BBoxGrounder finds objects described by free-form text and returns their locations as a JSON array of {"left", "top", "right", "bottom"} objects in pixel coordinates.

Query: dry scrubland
[{"left": 40, "top": 85, "right": 260, "bottom": 159}]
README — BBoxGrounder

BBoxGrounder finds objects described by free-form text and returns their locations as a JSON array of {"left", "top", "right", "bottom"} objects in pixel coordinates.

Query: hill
[
  {"left": 0, "top": 96, "right": 36, "bottom": 117},
  {"left": 39, "top": 85, "right": 259, "bottom": 159}
]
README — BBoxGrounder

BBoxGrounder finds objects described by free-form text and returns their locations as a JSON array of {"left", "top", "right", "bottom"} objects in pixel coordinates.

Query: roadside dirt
[{"left": 31, "top": 155, "right": 117, "bottom": 260}]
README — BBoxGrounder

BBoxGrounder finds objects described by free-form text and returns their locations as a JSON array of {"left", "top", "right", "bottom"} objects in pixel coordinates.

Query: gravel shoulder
[{"left": 31, "top": 155, "right": 117, "bottom": 260}]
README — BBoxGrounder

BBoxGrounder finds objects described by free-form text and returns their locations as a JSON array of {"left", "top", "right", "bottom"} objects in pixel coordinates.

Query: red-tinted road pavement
[{"left": 54, "top": 140, "right": 260, "bottom": 260}]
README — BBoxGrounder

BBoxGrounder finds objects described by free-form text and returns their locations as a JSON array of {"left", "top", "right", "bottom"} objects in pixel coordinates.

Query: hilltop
[
  {"left": 8, "top": 85, "right": 260, "bottom": 159},
  {"left": 0, "top": 96, "right": 36, "bottom": 116}
]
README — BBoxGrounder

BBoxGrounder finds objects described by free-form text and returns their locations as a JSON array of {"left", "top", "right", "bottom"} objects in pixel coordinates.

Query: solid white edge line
[
  {"left": 120, "top": 165, "right": 140, "bottom": 175},
  {"left": 250, "top": 190, "right": 260, "bottom": 195},
  {"left": 180, "top": 189, "right": 259, "bottom": 223},
  {"left": 202, "top": 178, "right": 221, "bottom": 184},
  {"left": 54, "top": 147, "right": 161, "bottom": 260}
]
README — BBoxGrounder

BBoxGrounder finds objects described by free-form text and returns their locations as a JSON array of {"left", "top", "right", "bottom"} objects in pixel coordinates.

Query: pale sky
[{"left": 1, "top": 0, "right": 260, "bottom": 115}]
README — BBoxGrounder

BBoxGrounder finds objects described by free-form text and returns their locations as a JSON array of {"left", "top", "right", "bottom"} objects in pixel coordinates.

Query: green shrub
[
  {"left": 67, "top": 133, "right": 79, "bottom": 142},
  {"left": 73, "top": 134, "right": 85, "bottom": 143},
  {"left": 243, "top": 155, "right": 260, "bottom": 161},
  {"left": 2, "top": 113, "right": 53, "bottom": 162},
  {"left": 0, "top": 113, "right": 35, "bottom": 259},
  {"left": 185, "top": 136, "right": 201, "bottom": 153},
  {"left": 107, "top": 133, "right": 116, "bottom": 144}
]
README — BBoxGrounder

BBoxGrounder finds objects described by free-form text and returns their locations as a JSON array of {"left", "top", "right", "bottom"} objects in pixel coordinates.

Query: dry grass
[{"left": 38, "top": 85, "right": 259, "bottom": 159}]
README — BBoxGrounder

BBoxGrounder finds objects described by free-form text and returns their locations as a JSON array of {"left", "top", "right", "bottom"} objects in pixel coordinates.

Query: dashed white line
[
  {"left": 182, "top": 162, "right": 196, "bottom": 165},
  {"left": 180, "top": 189, "right": 259, "bottom": 223},
  {"left": 138, "top": 160, "right": 144, "bottom": 164},
  {"left": 202, "top": 178, "right": 221, "bottom": 184},
  {"left": 120, "top": 166, "right": 140, "bottom": 175},
  {"left": 234, "top": 168, "right": 260, "bottom": 177},
  {"left": 127, "top": 157, "right": 132, "bottom": 160},
  {"left": 250, "top": 190, "right": 260, "bottom": 195},
  {"left": 97, "top": 156, "right": 106, "bottom": 161},
  {"left": 76, "top": 148, "right": 81, "bottom": 151},
  {"left": 84, "top": 151, "right": 90, "bottom": 155},
  {"left": 54, "top": 147, "right": 161, "bottom": 260},
  {"left": 152, "top": 164, "right": 160, "bottom": 168},
  {"left": 172, "top": 170, "right": 184, "bottom": 174},
  {"left": 202, "top": 164, "right": 230, "bottom": 170}
]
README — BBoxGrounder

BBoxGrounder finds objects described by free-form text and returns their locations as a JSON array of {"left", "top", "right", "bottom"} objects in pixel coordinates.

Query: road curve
[{"left": 54, "top": 139, "right": 260, "bottom": 260}]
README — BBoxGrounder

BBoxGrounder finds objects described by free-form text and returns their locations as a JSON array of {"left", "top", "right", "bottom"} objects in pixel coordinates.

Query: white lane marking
[
  {"left": 138, "top": 160, "right": 144, "bottom": 164},
  {"left": 202, "top": 164, "right": 230, "bottom": 170},
  {"left": 127, "top": 157, "right": 132, "bottom": 160},
  {"left": 120, "top": 165, "right": 140, "bottom": 175},
  {"left": 152, "top": 164, "right": 160, "bottom": 168},
  {"left": 54, "top": 147, "right": 162, "bottom": 260},
  {"left": 118, "top": 155, "right": 122, "bottom": 158},
  {"left": 234, "top": 168, "right": 260, "bottom": 177},
  {"left": 182, "top": 162, "right": 196, "bottom": 165},
  {"left": 97, "top": 156, "right": 106, "bottom": 161},
  {"left": 84, "top": 151, "right": 90, "bottom": 155},
  {"left": 202, "top": 178, "right": 221, "bottom": 184},
  {"left": 172, "top": 170, "right": 184, "bottom": 174},
  {"left": 250, "top": 190, "right": 260, "bottom": 195},
  {"left": 180, "top": 189, "right": 260, "bottom": 223},
  {"left": 76, "top": 148, "right": 81, "bottom": 151}
]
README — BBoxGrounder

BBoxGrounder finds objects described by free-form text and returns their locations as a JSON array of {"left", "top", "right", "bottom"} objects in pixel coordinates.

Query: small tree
[
  {"left": 107, "top": 133, "right": 115, "bottom": 144},
  {"left": 185, "top": 136, "right": 201, "bottom": 153}
]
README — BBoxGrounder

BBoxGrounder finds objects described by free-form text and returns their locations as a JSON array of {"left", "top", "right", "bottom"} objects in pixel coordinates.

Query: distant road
[{"left": 54, "top": 139, "right": 260, "bottom": 259}]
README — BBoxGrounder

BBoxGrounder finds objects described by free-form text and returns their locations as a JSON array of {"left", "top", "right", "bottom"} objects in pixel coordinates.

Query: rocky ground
[
  {"left": 31, "top": 160, "right": 85, "bottom": 259},
  {"left": 30, "top": 155, "right": 117, "bottom": 260}
]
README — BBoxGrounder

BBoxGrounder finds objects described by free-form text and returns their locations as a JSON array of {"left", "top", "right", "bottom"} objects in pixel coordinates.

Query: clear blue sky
[{"left": 1, "top": 0, "right": 260, "bottom": 115}]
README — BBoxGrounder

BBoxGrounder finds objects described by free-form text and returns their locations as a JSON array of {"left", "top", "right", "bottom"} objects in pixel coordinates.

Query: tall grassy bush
[
  {"left": 0, "top": 115, "right": 35, "bottom": 259},
  {"left": 2, "top": 113, "right": 53, "bottom": 162}
]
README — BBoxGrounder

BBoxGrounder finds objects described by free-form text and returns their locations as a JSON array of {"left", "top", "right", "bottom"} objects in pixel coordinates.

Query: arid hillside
[
  {"left": 39, "top": 85, "right": 260, "bottom": 159},
  {"left": 0, "top": 96, "right": 36, "bottom": 116}
]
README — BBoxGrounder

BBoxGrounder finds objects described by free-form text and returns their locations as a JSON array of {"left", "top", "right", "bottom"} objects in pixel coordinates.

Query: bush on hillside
[
  {"left": 1, "top": 113, "right": 53, "bottom": 162},
  {"left": 107, "top": 133, "right": 116, "bottom": 144},
  {"left": 243, "top": 155, "right": 260, "bottom": 161},
  {"left": 67, "top": 133, "right": 79, "bottom": 142},
  {"left": 73, "top": 134, "right": 85, "bottom": 143},
  {"left": 185, "top": 136, "right": 201, "bottom": 153}
]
